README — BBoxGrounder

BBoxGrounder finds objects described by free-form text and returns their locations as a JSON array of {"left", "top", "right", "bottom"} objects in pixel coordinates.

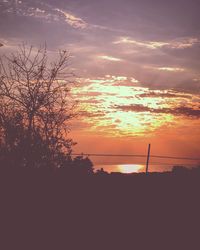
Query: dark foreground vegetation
[{"left": 1, "top": 166, "right": 200, "bottom": 250}]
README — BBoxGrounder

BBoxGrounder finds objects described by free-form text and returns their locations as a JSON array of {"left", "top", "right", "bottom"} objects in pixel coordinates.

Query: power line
[
  {"left": 151, "top": 155, "right": 200, "bottom": 161},
  {"left": 71, "top": 153, "right": 200, "bottom": 161},
  {"left": 149, "top": 162, "right": 198, "bottom": 166},
  {"left": 72, "top": 153, "right": 146, "bottom": 158}
]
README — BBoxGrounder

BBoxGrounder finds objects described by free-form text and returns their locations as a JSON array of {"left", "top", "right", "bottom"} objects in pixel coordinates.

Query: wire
[{"left": 71, "top": 153, "right": 200, "bottom": 161}]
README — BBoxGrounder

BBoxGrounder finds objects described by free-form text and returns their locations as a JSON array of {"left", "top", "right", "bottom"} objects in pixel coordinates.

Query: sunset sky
[{"left": 0, "top": 0, "right": 200, "bottom": 172}]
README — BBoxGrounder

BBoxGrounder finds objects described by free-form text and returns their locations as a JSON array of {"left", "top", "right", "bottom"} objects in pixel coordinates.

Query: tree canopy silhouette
[{"left": 0, "top": 45, "right": 77, "bottom": 168}]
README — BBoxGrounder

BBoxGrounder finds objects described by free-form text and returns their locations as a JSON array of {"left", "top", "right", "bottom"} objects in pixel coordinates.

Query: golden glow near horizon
[
  {"left": 118, "top": 164, "right": 143, "bottom": 173},
  {"left": 71, "top": 75, "right": 200, "bottom": 138}
]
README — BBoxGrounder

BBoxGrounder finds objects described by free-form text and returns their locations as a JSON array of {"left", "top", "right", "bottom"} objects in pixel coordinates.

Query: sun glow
[
  {"left": 72, "top": 76, "right": 175, "bottom": 136},
  {"left": 118, "top": 164, "right": 143, "bottom": 173},
  {"left": 71, "top": 75, "right": 198, "bottom": 137}
]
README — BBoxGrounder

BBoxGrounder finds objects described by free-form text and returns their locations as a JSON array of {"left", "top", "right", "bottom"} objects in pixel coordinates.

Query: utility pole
[{"left": 146, "top": 144, "right": 151, "bottom": 174}]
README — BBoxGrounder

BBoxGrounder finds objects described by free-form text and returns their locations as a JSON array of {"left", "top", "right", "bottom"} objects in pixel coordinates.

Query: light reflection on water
[
  {"left": 95, "top": 164, "right": 144, "bottom": 173},
  {"left": 95, "top": 164, "right": 174, "bottom": 173}
]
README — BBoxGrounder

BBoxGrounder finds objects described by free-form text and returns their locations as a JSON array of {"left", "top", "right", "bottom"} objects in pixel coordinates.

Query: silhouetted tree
[
  {"left": 172, "top": 165, "right": 189, "bottom": 174},
  {"left": 96, "top": 168, "right": 108, "bottom": 175},
  {"left": 0, "top": 115, "right": 53, "bottom": 168},
  {"left": 72, "top": 156, "right": 94, "bottom": 175},
  {"left": 0, "top": 44, "right": 76, "bottom": 168}
]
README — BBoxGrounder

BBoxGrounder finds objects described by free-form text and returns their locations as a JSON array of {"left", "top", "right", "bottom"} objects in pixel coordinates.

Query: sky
[{"left": 0, "top": 0, "right": 200, "bottom": 172}]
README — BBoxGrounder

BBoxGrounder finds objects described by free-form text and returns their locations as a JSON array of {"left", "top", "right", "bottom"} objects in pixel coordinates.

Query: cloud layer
[
  {"left": 1, "top": 0, "right": 200, "bottom": 94},
  {"left": 71, "top": 75, "right": 200, "bottom": 137},
  {"left": 0, "top": 0, "right": 200, "bottom": 140}
]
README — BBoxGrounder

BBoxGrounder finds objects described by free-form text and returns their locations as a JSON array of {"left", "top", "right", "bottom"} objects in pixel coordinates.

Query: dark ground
[{"left": 0, "top": 168, "right": 200, "bottom": 250}]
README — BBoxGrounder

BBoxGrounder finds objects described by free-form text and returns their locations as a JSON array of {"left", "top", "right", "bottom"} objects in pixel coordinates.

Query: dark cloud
[
  {"left": 138, "top": 91, "right": 192, "bottom": 99},
  {"left": 115, "top": 104, "right": 151, "bottom": 113},
  {"left": 77, "top": 98, "right": 101, "bottom": 104},
  {"left": 75, "top": 92, "right": 102, "bottom": 97},
  {"left": 169, "top": 107, "right": 200, "bottom": 118},
  {"left": 79, "top": 110, "right": 106, "bottom": 118},
  {"left": 45, "top": 0, "right": 200, "bottom": 39},
  {"left": 115, "top": 104, "right": 200, "bottom": 118},
  {"left": 173, "top": 81, "right": 200, "bottom": 94}
]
